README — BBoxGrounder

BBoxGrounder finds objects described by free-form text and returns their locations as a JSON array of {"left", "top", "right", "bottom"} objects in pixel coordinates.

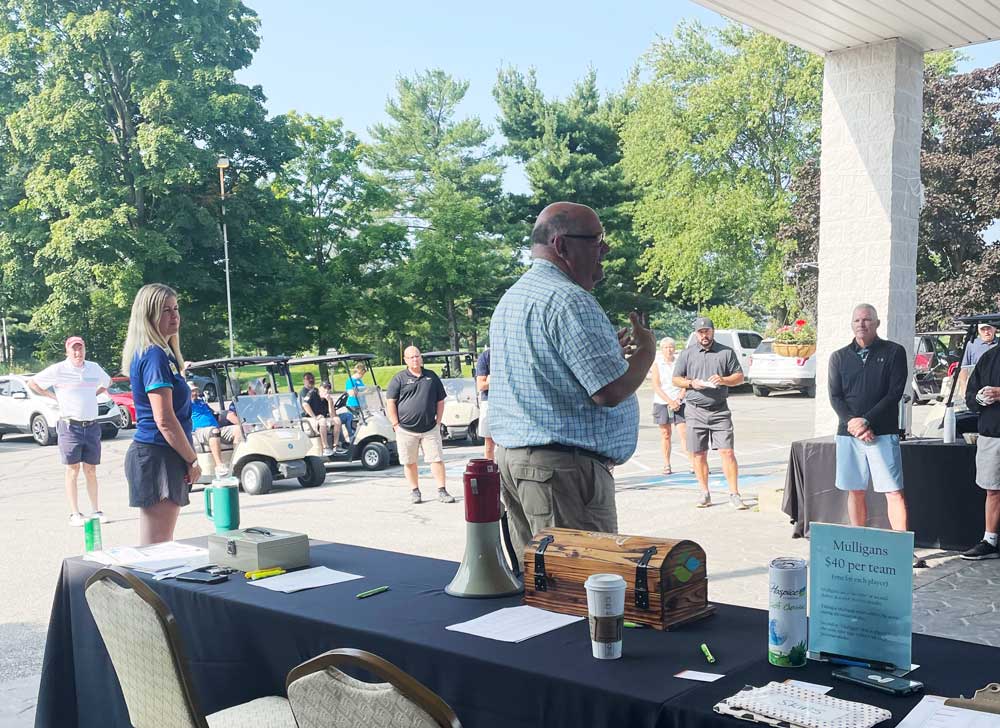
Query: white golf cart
[
  {"left": 420, "top": 350, "right": 482, "bottom": 444},
  {"left": 287, "top": 353, "right": 398, "bottom": 471},
  {"left": 185, "top": 356, "right": 327, "bottom": 496}
]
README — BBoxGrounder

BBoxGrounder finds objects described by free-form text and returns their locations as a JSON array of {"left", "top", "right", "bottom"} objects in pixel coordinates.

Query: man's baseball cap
[
  {"left": 65, "top": 336, "right": 85, "bottom": 348},
  {"left": 693, "top": 317, "right": 714, "bottom": 331},
  {"left": 978, "top": 322, "right": 996, "bottom": 330}
]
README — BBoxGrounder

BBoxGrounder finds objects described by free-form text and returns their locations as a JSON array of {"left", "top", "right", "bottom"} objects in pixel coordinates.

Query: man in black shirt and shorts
[
  {"left": 673, "top": 317, "right": 749, "bottom": 510},
  {"left": 387, "top": 346, "right": 455, "bottom": 504},
  {"left": 963, "top": 342, "right": 1000, "bottom": 559},
  {"left": 299, "top": 372, "right": 345, "bottom": 456}
]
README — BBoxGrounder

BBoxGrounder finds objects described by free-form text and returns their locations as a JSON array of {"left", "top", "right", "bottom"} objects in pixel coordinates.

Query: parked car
[
  {"left": 108, "top": 376, "right": 136, "bottom": 429},
  {"left": 912, "top": 330, "right": 965, "bottom": 404},
  {"left": 685, "top": 328, "right": 763, "bottom": 377},
  {"left": 0, "top": 373, "right": 121, "bottom": 445},
  {"left": 746, "top": 339, "right": 817, "bottom": 397},
  {"left": 184, "top": 372, "right": 218, "bottom": 402}
]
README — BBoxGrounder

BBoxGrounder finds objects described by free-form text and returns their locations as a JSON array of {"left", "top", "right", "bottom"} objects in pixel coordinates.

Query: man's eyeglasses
[{"left": 561, "top": 231, "right": 606, "bottom": 246}]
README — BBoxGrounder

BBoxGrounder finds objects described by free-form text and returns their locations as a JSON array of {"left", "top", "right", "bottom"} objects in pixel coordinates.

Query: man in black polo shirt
[
  {"left": 673, "top": 316, "right": 749, "bottom": 510},
  {"left": 828, "top": 303, "right": 909, "bottom": 531},
  {"left": 387, "top": 346, "right": 455, "bottom": 505},
  {"left": 962, "top": 344, "right": 1000, "bottom": 559}
]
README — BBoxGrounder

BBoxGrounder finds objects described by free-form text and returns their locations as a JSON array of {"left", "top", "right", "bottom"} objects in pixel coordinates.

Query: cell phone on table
[
  {"left": 176, "top": 566, "right": 229, "bottom": 584},
  {"left": 831, "top": 666, "right": 923, "bottom": 696}
]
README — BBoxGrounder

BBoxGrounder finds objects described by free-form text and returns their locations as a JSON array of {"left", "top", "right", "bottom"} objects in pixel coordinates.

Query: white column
[{"left": 813, "top": 39, "right": 923, "bottom": 436}]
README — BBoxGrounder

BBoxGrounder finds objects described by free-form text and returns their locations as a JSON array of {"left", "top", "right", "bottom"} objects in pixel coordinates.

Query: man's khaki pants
[{"left": 496, "top": 445, "right": 617, "bottom": 570}]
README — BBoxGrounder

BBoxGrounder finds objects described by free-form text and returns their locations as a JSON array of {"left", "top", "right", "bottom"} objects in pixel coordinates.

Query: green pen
[
  {"left": 700, "top": 643, "right": 715, "bottom": 664},
  {"left": 623, "top": 621, "right": 643, "bottom": 628},
  {"left": 356, "top": 585, "right": 390, "bottom": 599}
]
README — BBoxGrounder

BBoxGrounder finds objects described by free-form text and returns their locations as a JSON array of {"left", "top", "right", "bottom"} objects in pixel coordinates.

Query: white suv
[
  {"left": 685, "top": 329, "right": 763, "bottom": 375},
  {"left": 0, "top": 374, "right": 121, "bottom": 445}
]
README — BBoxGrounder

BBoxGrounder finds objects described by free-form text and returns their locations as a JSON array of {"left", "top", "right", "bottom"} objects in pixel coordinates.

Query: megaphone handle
[{"left": 500, "top": 507, "right": 521, "bottom": 578}]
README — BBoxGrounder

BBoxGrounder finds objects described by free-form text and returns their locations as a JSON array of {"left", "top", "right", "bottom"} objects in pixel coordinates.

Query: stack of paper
[
  {"left": 446, "top": 606, "right": 584, "bottom": 643},
  {"left": 84, "top": 542, "right": 210, "bottom": 580},
  {"left": 898, "top": 696, "right": 1000, "bottom": 728}
]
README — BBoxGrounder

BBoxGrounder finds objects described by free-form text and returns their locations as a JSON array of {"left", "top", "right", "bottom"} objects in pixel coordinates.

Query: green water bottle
[{"left": 84, "top": 516, "right": 102, "bottom": 552}]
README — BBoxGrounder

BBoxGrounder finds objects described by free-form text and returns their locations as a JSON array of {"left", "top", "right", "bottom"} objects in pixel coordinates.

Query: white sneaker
[
  {"left": 321, "top": 448, "right": 335, "bottom": 457},
  {"left": 69, "top": 512, "right": 86, "bottom": 527},
  {"left": 91, "top": 510, "right": 110, "bottom": 524},
  {"left": 695, "top": 492, "right": 711, "bottom": 508},
  {"left": 214, "top": 466, "right": 230, "bottom": 479},
  {"left": 730, "top": 494, "right": 749, "bottom": 511}
]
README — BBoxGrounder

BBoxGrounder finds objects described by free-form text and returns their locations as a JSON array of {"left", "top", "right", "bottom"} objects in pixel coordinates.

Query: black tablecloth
[
  {"left": 36, "top": 542, "right": 1000, "bottom": 728},
  {"left": 782, "top": 436, "right": 984, "bottom": 550}
]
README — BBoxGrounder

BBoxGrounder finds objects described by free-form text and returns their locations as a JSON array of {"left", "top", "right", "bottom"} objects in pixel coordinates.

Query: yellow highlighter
[{"left": 246, "top": 567, "right": 285, "bottom": 580}]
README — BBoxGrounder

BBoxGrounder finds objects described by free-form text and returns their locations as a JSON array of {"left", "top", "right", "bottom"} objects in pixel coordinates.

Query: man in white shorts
[
  {"left": 963, "top": 341, "right": 1000, "bottom": 559},
  {"left": 828, "top": 304, "right": 909, "bottom": 531},
  {"left": 386, "top": 346, "right": 455, "bottom": 504}
]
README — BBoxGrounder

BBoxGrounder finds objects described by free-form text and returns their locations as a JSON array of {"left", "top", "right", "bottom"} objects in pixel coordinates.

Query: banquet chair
[
  {"left": 286, "top": 648, "right": 462, "bottom": 728},
  {"left": 84, "top": 566, "right": 296, "bottom": 728}
]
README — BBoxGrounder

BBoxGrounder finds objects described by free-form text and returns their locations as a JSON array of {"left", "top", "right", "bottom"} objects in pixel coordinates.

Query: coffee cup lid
[{"left": 584, "top": 573, "right": 626, "bottom": 591}]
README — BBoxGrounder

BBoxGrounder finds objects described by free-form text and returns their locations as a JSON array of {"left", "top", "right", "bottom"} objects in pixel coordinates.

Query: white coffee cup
[{"left": 584, "top": 573, "right": 627, "bottom": 659}]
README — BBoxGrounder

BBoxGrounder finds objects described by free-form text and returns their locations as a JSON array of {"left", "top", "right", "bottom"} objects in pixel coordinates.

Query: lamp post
[{"left": 217, "top": 156, "right": 235, "bottom": 358}]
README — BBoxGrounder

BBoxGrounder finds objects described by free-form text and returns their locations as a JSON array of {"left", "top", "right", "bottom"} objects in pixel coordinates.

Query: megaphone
[{"left": 445, "top": 459, "right": 524, "bottom": 598}]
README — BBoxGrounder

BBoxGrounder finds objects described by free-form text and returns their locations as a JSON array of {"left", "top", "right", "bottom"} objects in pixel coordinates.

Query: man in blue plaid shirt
[{"left": 489, "top": 202, "right": 656, "bottom": 566}]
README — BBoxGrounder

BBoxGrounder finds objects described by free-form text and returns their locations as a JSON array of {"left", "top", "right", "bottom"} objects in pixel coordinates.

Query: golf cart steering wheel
[{"left": 334, "top": 392, "right": 348, "bottom": 409}]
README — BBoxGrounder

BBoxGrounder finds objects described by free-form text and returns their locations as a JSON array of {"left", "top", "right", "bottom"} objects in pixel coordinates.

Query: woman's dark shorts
[
  {"left": 125, "top": 441, "right": 190, "bottom": 508},
  {"left": 653, "top": 402, "right": 686, "bottom": 425}
]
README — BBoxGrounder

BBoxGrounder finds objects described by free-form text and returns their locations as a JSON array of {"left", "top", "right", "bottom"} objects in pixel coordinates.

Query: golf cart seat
[{"left": 192, "top": 430, "right": 237, "bottom": 454}]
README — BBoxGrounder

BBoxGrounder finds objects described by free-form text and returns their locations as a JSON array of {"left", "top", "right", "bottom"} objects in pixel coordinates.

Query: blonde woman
[
  {"left": 121, "top": 284, "right": 200, "bottom": 545},
  {"left": 651, "top": 337, "right": 688, "bottom": 475}
]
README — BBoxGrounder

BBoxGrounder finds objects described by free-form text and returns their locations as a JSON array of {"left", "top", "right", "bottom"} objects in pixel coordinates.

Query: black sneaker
[
  {"left": 437, "top": 488, "right": 456, "bottom": 504},
  {"left": 410, "top": 489, "right": 422, "bottom": 504},
  {"left": 961, "top": 540, "right": 1000, "bottom": 560}
]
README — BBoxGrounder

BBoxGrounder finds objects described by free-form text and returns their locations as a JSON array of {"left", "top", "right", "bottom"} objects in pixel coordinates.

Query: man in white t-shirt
[{"left": 28, "top": 336, "right": 112, "bottom": 526}]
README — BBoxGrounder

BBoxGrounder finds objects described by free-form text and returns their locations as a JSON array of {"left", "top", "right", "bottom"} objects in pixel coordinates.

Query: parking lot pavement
[{"left": 2, "top": 384, "right": 997, "bottom": 724}]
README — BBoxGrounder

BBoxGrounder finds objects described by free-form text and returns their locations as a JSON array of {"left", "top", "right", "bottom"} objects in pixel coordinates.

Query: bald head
[
  {"left": 530, "top": 202, "right": 608, "bottom": 291},
  {"left": 403, "top": 346, "right": 423, "bottom": 373},
  {"left": 531, "top": 202, "right": 599, "bottom": 249}
]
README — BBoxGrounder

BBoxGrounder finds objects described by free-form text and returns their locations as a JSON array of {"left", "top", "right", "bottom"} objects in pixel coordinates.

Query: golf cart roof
[
  {"left": 956, "top": 314, "right": 1000, "bottom": 326},
  {"left": 186, "top": 355, "right": 291, "bottom": 370},
  {"left": 421, "top": 350, "right": 473, "bottom": 358},
  {"left": 287, "top": 353, "right": 376, "bottom": 366}
]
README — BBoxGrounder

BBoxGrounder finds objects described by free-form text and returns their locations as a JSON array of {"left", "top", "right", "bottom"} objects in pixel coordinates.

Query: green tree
[
  {"left": 368, "top": 69, "right": 514, "bottom": 354},
  {"left": 493, "top": 67, "right": 654, "bottom": 324},
  {"left": 0, "top": 0, "right": 293, "bottom": 367},
  {"left": 271, "top": 111, "right": 407, "bottom": 359},
  {"left": 621, "top": 21, "right": 822, "bottom": 315}
]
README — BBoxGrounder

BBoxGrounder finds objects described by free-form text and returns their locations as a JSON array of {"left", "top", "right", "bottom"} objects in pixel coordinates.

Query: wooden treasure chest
[{"left": 522, "top": 528, "right": 715, "bottom": 630}]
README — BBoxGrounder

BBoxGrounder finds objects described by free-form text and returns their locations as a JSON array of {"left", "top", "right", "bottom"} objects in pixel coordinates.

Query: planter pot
[{"left": 774, "top": 342, "right": 816, "bottom": 358}]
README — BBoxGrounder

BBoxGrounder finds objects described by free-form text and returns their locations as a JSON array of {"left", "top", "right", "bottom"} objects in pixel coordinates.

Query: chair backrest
[
  {"left": 286, "top": 649, "right": 461, "bottom": 728},
  {"left": 85, "top": 567, "right": 208, "bottom": 728}
]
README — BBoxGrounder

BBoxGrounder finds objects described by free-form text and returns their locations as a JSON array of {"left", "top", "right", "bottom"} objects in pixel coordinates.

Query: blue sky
[
  {"left": 239, "top": 1, "right": 1000, "bottom": 130},
  {"left": 238, "top": 0, "right": 1000, "bottom": 195}
]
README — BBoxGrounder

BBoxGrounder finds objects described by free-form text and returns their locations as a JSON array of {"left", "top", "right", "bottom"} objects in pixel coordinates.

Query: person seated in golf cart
[
  {"left": 189, "top": 383, "right": 243, "bottom": 477},
  {"left": 299, "top": 372, "right": 347, "bottom": 456}
]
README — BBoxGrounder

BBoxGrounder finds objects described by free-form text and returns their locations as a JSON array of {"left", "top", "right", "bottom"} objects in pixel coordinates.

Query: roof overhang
[{"left": 692, "top": 0, "right": 1000, "bottom": 54}]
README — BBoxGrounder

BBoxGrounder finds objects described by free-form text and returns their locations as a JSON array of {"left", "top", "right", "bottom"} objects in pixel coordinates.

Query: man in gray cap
[{"left": 672, "top": 316, "right": 748, "bottom": 509}]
